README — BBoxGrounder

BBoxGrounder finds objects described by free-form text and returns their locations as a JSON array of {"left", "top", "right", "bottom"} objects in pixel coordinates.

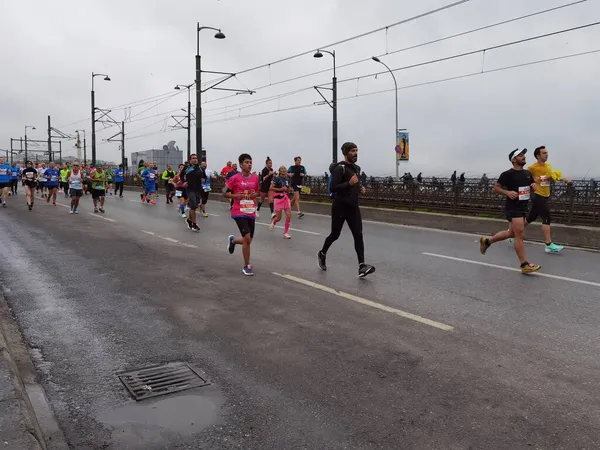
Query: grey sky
[{"left": 1, "top": 0, "right": 599, "bottom": 178}]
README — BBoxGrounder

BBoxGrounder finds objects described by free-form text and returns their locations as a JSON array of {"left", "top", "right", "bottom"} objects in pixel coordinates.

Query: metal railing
[{"left": 125, "top": 175, "right": 600, "bottom": 227}]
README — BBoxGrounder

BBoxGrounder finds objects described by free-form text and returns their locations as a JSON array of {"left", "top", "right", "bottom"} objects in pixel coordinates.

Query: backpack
[{"left": 328, "top": 162, "right": 345, "bottom": 199}]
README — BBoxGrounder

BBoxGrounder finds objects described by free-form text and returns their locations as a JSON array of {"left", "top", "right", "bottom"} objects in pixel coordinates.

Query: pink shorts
[{"left": 274, "top": 195, "right": 291, "bottom": 212}]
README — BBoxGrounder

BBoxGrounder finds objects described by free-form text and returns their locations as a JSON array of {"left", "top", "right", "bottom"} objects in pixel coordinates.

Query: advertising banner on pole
[{"left": 396, "top": 130, "right": 409, "bottom": 162}]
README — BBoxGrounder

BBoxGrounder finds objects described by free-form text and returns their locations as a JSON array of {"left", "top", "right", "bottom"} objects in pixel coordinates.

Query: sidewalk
[{"left": 0, "top": 329, "right": 43, "bottom": 450}]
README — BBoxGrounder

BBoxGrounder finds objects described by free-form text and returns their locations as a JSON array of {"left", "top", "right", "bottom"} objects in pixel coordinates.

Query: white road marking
[
  {"left": 423, "top": 252, "right": 600, "bottom": 288},
  {"left": 87, "top": 213, "right": 116, "bottom": 222},
  {"left": 272, "top": 272, "right": 454, "bottom": 331},
  {"left": 141, "top": 230, "right": 198, "bottom": 248},
  {"left": 255, "top": 221, "right": 321, "bottom": 235}
]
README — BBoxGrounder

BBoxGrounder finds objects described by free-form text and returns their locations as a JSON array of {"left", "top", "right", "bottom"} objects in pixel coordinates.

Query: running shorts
[
  {"left": 201, "top": 191, "right": 210, "bottom": 205},
  {"left": 187, "top": 190, "right": 201, "bottom": 210},
  {"left": 234, "top": 217, "right": 255, "bottom": 238},
  {"left": 144, "top": 185, "right": 156, "bottom": 194},
  {"left": 69, "top": 189, "right": 83, "bottom": 198},
  {"left": 91, "top": 189, "right": 106, "bottom": 199},
  {"left": 0, "top": 183, "right": 9, "bottom": 190},
  {"left": 526, "top": 194, "right": 551, "bottom": 225},
  {"left": 46, "top": 184, "right": 59, "bottom": 190},
  {"left": 292, "top": 185, "right": 302, "bottom": 193},
  {"left": 274, "top": 195, "right": 291, "bottom": 212},
  {"left": 505, "top": 207, "right": 527, "bottom": 222}
]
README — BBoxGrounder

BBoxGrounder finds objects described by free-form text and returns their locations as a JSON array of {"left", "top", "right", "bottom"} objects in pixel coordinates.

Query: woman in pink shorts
[{"left": 269, "top": 166, "right": 292, "bottom": 239}]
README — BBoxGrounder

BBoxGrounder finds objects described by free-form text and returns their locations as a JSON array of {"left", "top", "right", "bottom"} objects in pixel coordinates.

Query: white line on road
[
  {"left": 141, "top": 230, "right": 198, "bottom": 248},
  {"left": 423, "top": 252, "right": 600, "bottom": 288},
  {"left": 272, "top": 272, "right": 454, "bottom": 331},
  {"left": 87, "top": 213, "right": 116, "bottom": 222},
  {"left": 255, "top": 222, "right": 322, "bottom": 236}
]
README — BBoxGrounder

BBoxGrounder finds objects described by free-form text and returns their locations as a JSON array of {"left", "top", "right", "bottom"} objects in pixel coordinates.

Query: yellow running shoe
[
  {"left": 479, "top": 237, "right": 490, "bottom": 255},
  {"left": 521, "top": 263, "right": 541, "bottom": 274}
]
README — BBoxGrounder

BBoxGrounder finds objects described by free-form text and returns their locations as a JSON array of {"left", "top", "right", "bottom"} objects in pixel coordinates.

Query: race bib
[
  {"left": 70, "top": 180, "right": 82, "bottom": 189},
  {"left": 148, "top": 173, "right": 155, "bottom": 179},
  {"left": 175, "top": 190, "right": 182, "bottom": 197},
  {"left": 240, "top": 199, "right": 256, "bottom": 214},
  {"left": 518, "top": 186, "right": 531, "bottom": 201},
  {"left": 539, "top": 175, "right": 550, "bottom": 187},
  {"left": 0, "top": 169, "right": 6, "bottom": 176},
  {"left": 50, "top": 176, "right": 57, "bottom": 181},
  {"left": 26, "top": 173, "right": 34, "bottom": 179}
]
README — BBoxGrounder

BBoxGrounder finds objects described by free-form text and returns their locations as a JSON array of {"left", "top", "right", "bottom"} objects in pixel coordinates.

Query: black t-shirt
[
  {"left": 260, "top": 167, "right": 274, "bottom": 189},
  {"left": 288, "top": 165, "right": 306, "bottom": 186},
  {"left": 22, "top": 167, "right": 37, "bottom": 184},
  {"left": 497, "top": 168, "right": 534, "bottom": 211},
  {"left": 330, "top": 162, "right": 361, "bottom": 207},
  {"left": 183, "top": 165, "right": 203, "bottom": 192}
]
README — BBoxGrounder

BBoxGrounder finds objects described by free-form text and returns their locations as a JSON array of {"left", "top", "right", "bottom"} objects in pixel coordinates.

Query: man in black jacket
[{"left": 317, "top": 142, "right": 375, "bottom": 278}]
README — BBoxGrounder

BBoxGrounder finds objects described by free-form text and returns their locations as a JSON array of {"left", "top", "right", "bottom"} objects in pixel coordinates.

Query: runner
[
  {"left": 161, "top": 165, "right": 176, "bottom": 204},
  {"left": 66, "top": 162, "right": 84, "bottom": 214},
  {"left": 10, "top": 162, "right": 20, "bottom": 196},
  {"left": 182, "top": 155, "right": 202, "bottom": 231},
  {"left": 0, "top": 157, "right": 11, "bottom": 208},
  {"left": 174, "top": 163, "right": 188, "bottom": 218},
  {"left": 269, "top": 166, "right": 292, "bottom": 239},
  {"left": 137, "top": 160, "right": 148, "bottom": 202},
  {"left": 113, "top": 164, "right": 125, "bottom": 198},
  {"left": 288, "top": 156, "right": 306, "bottom": 218},
  {"left": 220, "top": 161, "right": 234, "bottom": 178},
  {"left": 522, "top": 145, "right": 570, "bottom": 253},
  {"left": 89, "top": 165, "right": 107, "bottom": 213},
  {"left": 199, "top": 159, "right": 214, "bottom": 218},
  {"left": 225, "top": 163, "right": 239, "bottom": 210},
  {"left": 44, "top": 161, "right": 60, "bottom": 206},
  {"left": 21, "top": 161, "right": 37, "bottom": 211},
  {"left": 317, "top": 142, "right": 376, "bottom": 278},
  {"left": 106, "top": 166, "right": 114, "bottom": 195},
  {"left": 257, "top": 156, "right": 275, "bottom": 218},
  {"left": 37, "top": 162, "right": 47, "bottom": 198},
  {"left": 141, "top": 164, "right": 158, "bottom": 204},
  {"left": 60, "top": 163, "right": 70, "bottom": 197},
  {"left": 479, "top": 148, "right": 541, "bottom": 274},
  {"left": 225, "top": 153, "right": 260, "bottom": 276}
]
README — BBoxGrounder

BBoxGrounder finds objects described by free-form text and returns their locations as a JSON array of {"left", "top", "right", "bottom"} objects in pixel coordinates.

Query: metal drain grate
[{"left": 118, "top": 363, "right": 210, "bottom": 401}]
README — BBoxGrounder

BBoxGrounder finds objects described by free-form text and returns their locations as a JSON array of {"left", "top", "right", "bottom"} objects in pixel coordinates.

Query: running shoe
[
  {"left": 269, "top": 221, "right": 275, "bottom": 231},
  {"left": 69, "top": 209, "right": 73, "bottom": 214},
  {"left": 317, "top": 251, "right": 327, "bottom": 271},
  {"left": 53, "top": 202, "right": 56, "bottom": 207},
  {"left": 28, "top": 204, "right": 32, "bottom": 211},
  {"left": 46, "top": 197, "right": 50, "bottom": 203},
  {"left": 271, "top": 212, "right": 276, "bottom": 219},
  {"left": 99, "top": 208, "right": 105, "bottom": 213},
  {"left": 359, "top": 263, "right": 376, "bottom": 278},
  {"left": 74, "top": 209, "right": 78, "bottom": 214},
  {"left": 202, "top": 212, "right": 208, "bottom": 218},
  {"left": 545, "top": 243, "right": 564, "bottom": 253},
  {"left": 242, "top": 265, "right": 254, "bottom": 276},
  {"left": 255, "top": 211, "right": 260, "bottom": 218},
  {"left": 479, "top": 236, "right": 491, "bottom": 255},
  {"left": 186, "top": 219, "right": 194, "bottom": 230},
  {"left": 298, "top": 212, "right": 304, "bottom": 218},
  {"left": 2, "top": 203, "right": 6, "bottom": 208},
  {"left": 227, "top": 235, "right": 235, "bottom": 254},
  {"left": 94, "top": 208, "right": 98, "bottom": 213},
  {"left": 509, "top": 238, "right": 515, "bottom": 246},
  {"left": 151, "top": 200, "right": 156, "bottom": 205},
  {"left": 192, "top": 223, "right": 200, "bottom": 232},
  {"left": 283, "top": 233, "right": 291, "bottom": 239},
  {"left": 521, "top": 262, "right": 541, "bottom": 274},
  {"left": 180, "top": 212, "right": 186, "bottom": 218}
]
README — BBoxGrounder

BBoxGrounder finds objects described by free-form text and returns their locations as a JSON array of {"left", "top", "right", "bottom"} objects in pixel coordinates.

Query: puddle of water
[{"left": 97, "top": 387, "right": 223, "bottom": 448}]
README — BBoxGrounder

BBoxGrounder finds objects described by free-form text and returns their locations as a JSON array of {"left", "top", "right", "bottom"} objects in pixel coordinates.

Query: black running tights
[{"left": 321, "top": 202, "right": 365, "bottom": 264}]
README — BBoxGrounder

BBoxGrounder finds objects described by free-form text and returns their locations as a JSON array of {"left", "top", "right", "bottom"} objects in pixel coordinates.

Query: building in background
[{"left": 130, "top": 141, "right": 183, "bottom": 173}]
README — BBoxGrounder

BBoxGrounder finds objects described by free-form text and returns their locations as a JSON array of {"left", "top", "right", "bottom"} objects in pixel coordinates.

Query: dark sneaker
[
  {"left": 99, "top": 208, "right": 105, "bottom": 213},
  {"left": 317, "top": 251, "right": 327, "bottom": 271},
  {"left": 298, "top": 212, "right": 305, "bottom": 218},
  {"left": 479, "top": 236, "right": 490, "bottom": 255},
  {"left": 358, "top": 264, "right": 376, "bottom": 278},
  {"left": 227, "top": 235, "right": 235, "bottom": 254},
  {"left": 186, "top": 219, "right": 194, "bottom": 230},
  {"left": 242, "top": 265, "right": 254, "bottom": 276},
  {"left": 94, "top": 208, "right": 98, "bottom": 213},
  {"left": 192, "top": 223, "right": 200, "bottom": 232}
]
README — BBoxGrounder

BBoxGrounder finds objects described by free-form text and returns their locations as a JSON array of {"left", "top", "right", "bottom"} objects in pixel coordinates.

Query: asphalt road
[{"left": 0, "top": 190, "right": 599, "bottom": 449}]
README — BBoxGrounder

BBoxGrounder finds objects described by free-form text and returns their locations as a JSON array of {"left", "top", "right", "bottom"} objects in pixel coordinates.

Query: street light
[
  {"left": 24, "top": 125, "right": 36, "bottom": 163},
  {"left": 313, "top": 49, "right": 338, "bottom": 164},
  {"left": 372, "top": 56, "right": 400, "bottom": 179},
  {"left": 196, "top": 24, "right": 225, "bottom": 160},
  {"left": 75, "top": 129, "right": 87, "bottom": 165},
  {"left": 174, "top": 84, "right": 193, "bottom": 160},
  {"left": 91, "top": 72, "right": 111, "bottom": 167}
]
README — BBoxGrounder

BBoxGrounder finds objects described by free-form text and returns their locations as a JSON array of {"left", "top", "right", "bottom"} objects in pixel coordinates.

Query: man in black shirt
[
  {"left": 479, "top": 148, "right": 541, "bottom": 274},
  {"left": 182, "top": 154, "right": 203, "bottom": 232},
  {"left": 317, "top": 142, "right": 375, "bottom": 278},
  {"left": 287, "top": 156, "right": 306, "bottom": 218}
]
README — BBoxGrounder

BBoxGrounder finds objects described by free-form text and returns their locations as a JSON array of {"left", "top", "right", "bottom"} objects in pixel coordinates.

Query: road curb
[{"left": 0, "top": 294, "right": 69, "bottom": 450}]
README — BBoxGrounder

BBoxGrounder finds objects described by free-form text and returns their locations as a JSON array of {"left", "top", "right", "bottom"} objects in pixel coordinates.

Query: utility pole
[
  {"left": 47, "top": 115, "right": 52, "bottom": 162},
  {"left": 121, "top": 121, "right": 125, "bottom": 170}
]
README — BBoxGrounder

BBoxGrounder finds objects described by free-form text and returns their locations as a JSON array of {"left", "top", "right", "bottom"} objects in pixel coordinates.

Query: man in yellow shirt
[{"left": 523, "top": 145, "right": 571, "bottom": 253}]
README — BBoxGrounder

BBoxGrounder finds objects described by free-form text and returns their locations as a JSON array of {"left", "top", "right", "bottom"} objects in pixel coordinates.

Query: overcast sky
[{"left": 1, "top": 0, "right": 599, "bottom": 178}]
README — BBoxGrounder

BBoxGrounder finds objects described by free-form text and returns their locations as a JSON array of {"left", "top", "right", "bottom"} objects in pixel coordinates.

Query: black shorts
[
  {"left": 260, "top": 183, "right": 271, "bottom": 194},
  {"left": 505, "top": 208, "right": 527, "bottom": 222},
  {"left": 187, "top": 190, "right": 201, "bottom": 210},
  {"left": 201, "top": 191, "right": 210, "bottom": 205},
  {"left": 46, "top": 184, "right": 59, "bottom": 191},
  {"left": 38, "top": 182, "right": 46, "bottom": 189},
  {"left": 24, "top": 182, "right": 36, "bottom": 189},
  {"left": 91, "top": 189, "right": 106, "bottom": 199},
  {"left": 70, "top": 189, "right": 83, "bottom": 198},
  {"left": 175, "top": 188, "right": 188, "bottom": 200},
  {"left": 234, "top": 217, "right": 255, "bottom": 238},
  {"left": 292, "top": 185, "right": 302, "bottom": 193},
  {"left": 0, "top": 183, "right": 9, "bottom": 190},
  {"left": 526, "top": 194, "right": 551, "bottom": 225}
]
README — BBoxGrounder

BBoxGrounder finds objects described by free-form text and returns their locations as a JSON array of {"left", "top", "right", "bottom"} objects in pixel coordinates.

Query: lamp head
[
  {"left": 372, "top": 56, "right": 381, "bottom": 63},
  {"left": 174, "top": 86, "right": 181, "bottom": 90},
  {"left": 32, "top": 127, "right": 36, "bottom": 130},
  {"left": 313, "top": 50, "right": 323, "bottom": 58},
  {"left": 214, "top": 31, "right": 225, "bottom": 39},
  {"left": 103, "top": 76, "right": 111, "bottom": 81}
]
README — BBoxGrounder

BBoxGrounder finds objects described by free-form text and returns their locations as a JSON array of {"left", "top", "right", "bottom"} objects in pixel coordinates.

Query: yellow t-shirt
[{"left": 527, "top": 162, "right": 560, "bottom": 198}]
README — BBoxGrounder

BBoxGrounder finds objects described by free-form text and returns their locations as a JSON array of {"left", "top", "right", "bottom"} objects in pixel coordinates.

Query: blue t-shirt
[
  {"left": 11, "top": 167, "right": 19, "bottom": 180},
  {"left": 114, "top": 169, "right": 124, "bottom": 183},
  {"left": 141, "top": 169, "right": 157, "bottom": 186},
  {"left": 0, "top": 164, "right": 11, "bottom": 184},
  {"left": 272, "top": 176, "right": 289, "bottom": 198},
  {"left": 45, "top": 168, "right": 60, "bottom": 187}
]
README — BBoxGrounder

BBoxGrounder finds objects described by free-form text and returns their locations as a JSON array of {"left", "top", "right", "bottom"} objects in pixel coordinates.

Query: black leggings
[
  {"left": 11, "top": 180, "right": 18, "bottom": 194},
  {"left": 321, "top": 202, "right": 365, "bottom": 264},
  {"left": 114, "top": 181, "right": 124, "bottom": 196},
  {"left": 201, "top": 191, "right": 209, "bottom": 205}
]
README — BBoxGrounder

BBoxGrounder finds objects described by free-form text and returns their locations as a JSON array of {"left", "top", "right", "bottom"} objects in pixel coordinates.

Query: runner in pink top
[{"left": 224, "top": 153, "right": 260, "bottom": 276}]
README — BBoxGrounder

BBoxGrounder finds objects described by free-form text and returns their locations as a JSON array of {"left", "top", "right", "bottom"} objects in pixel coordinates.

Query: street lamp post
[
  {"left": 24, "top": 125, "right": 36, "bottom": 163},
  {"left": 91, "top": 72, "right": 111, "bottom": 167},
  {"left": 174, "top": 84, "right": 193, "bottom": 160},
  {"left": 313, "top": 50, "right": 338, "bottom": 164},
  {"left": 372, "top": 56, "right": 399, "bottom": 179},
  {"left": 196, "top": 24, "right": 225, "bottom": 160}
]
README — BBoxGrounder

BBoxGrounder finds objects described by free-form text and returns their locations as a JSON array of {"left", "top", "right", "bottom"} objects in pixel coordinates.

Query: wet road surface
[{"left": 0, "top": 191, "right": 599, "bottom": 449}]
